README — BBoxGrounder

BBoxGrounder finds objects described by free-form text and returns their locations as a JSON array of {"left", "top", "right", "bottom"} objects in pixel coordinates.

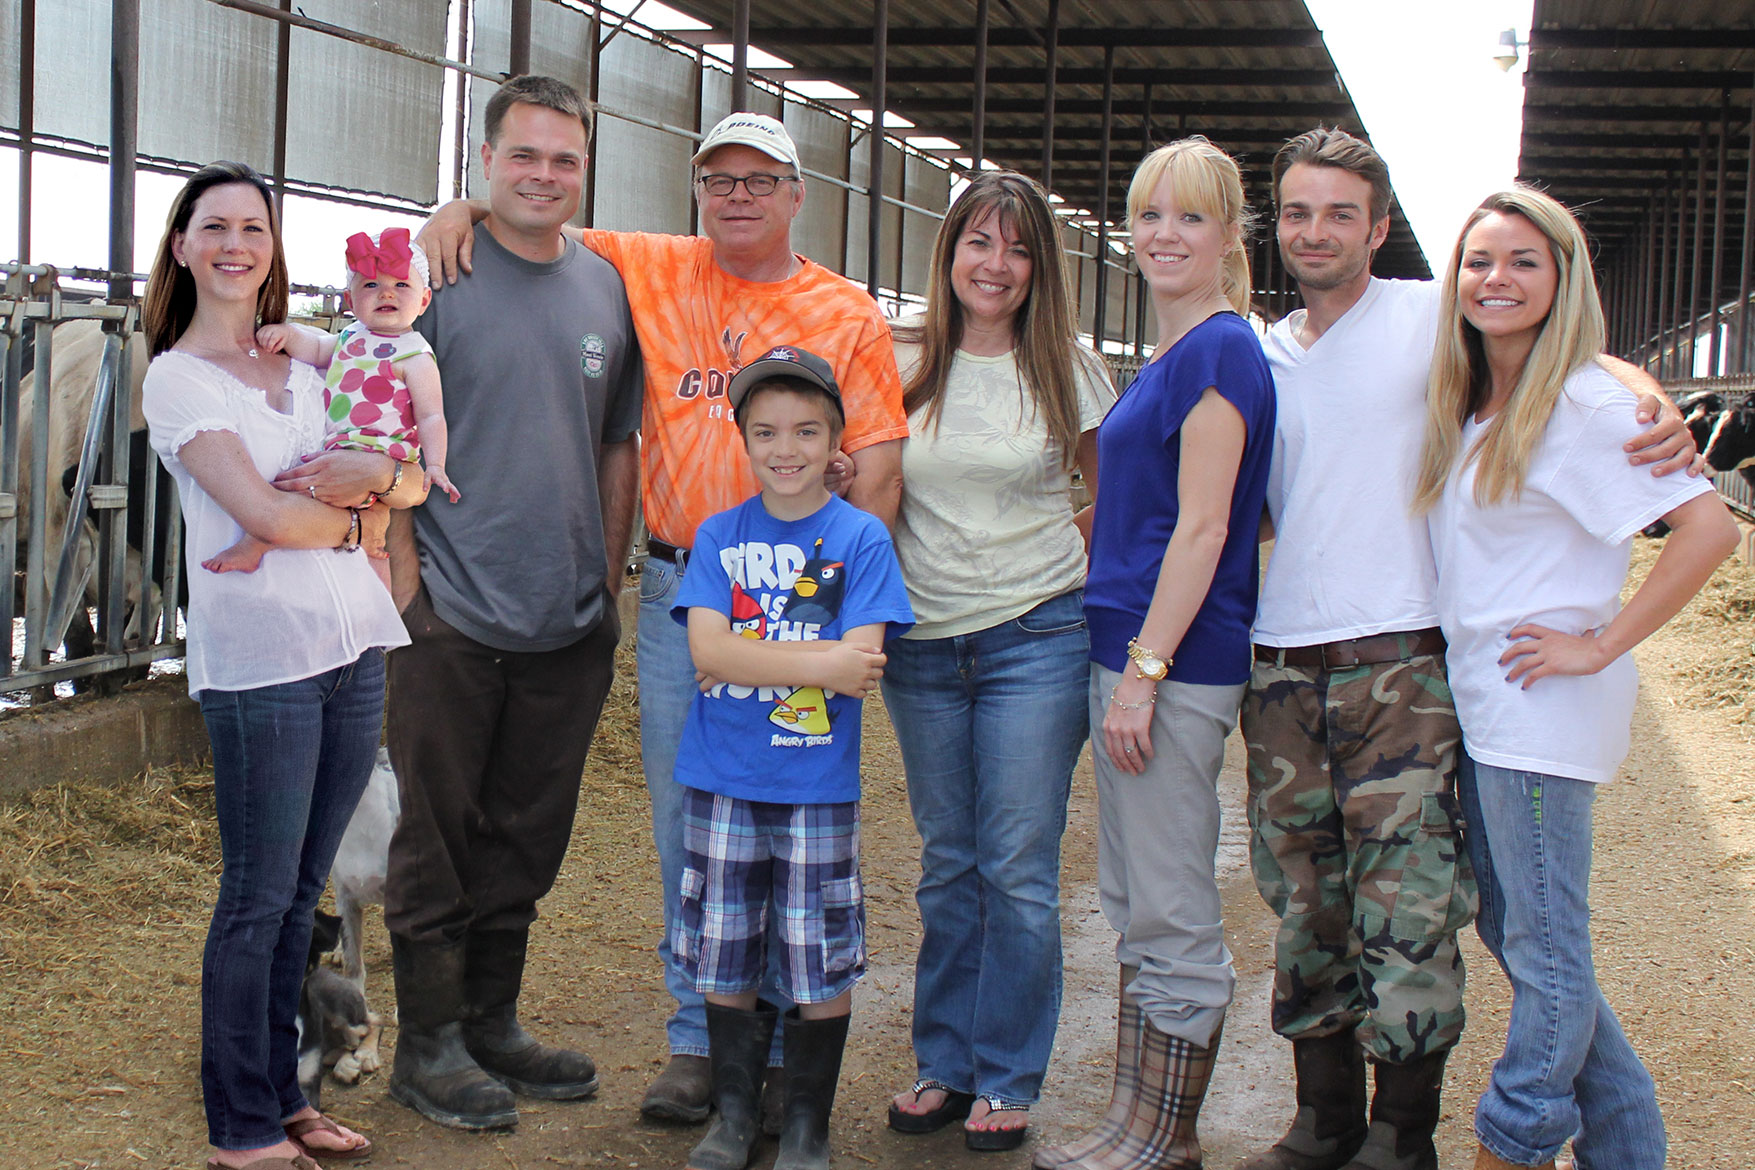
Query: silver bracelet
[{"left": 1109, "top": 686, "right": 1155, "bottom": 711}]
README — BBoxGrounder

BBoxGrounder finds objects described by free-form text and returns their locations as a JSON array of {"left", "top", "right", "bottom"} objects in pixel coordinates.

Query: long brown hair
[
  {"left": 897, "top": 170, "right": 1089, "bottom": 465},
  {"left": 143, "top": 161, "right": 289, "bottom": 356},
  {"left": 1412, "top": 187, "right": 1604, "bottom": 512}
]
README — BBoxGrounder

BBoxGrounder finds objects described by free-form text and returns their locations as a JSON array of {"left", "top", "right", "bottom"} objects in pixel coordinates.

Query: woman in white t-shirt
[
  {"left": 139, "top": 162, "right": 415, "bottom": 1170},
  {"left": 882, "top": 170, "right": 1115, "bottom": 1152},
  {"left": 1413, "top": 187, "right": 1736, "bottom": 1170}
]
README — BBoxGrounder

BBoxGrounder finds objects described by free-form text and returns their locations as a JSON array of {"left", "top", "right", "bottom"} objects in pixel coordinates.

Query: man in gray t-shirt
[{"left": 381, "top": 76, "right": 642, "bottom": 1134}]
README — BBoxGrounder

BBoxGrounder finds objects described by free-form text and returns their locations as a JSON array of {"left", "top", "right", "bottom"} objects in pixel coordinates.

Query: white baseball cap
[{"left": 692, "top": 112, "right": 800, "bottom": 168}]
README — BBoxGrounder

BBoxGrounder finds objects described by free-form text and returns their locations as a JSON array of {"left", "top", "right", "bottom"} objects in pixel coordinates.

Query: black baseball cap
[{"left": 727, "top": 346, "right": 846, "bottom": 425}]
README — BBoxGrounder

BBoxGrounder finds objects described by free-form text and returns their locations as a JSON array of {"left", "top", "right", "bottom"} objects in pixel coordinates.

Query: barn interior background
[{"left": 1, "top": 0, "right": 1751, "bottom": 707}]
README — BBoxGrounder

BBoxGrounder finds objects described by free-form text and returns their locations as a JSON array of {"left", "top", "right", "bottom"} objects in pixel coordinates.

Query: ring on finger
[
  {"left": 1124, "top": 745, "right": 1136, "bottom": 754},
  {"left": 308, "top": 484, "right": 317, "bottom": 499}
]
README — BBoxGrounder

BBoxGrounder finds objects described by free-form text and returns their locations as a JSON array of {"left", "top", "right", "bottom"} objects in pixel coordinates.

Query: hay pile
[{"left": 1639, "top": 534, "right": 1755, "bottom": 727}]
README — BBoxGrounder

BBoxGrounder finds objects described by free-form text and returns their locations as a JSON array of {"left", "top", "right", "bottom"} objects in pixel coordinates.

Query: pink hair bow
[{"left": 345, "top": 227, "right": 413, "bottom": 281}]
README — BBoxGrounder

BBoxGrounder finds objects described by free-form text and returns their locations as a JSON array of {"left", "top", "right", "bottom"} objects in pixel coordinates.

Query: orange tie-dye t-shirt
[{"left": 578, "top": 231, "right": 907, "bottom": 549}]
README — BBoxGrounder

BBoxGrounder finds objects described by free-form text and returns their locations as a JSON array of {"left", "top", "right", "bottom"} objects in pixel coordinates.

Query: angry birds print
[
  {"left": 729, "top": 582, "right": 767, "bottom": 639},
  {"left": 781, "top": 539, "right": 845, "bottom": 626}
]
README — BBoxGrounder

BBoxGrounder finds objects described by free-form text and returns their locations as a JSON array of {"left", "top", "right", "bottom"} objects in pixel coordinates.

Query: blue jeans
[
  {"left": 639, "top": 555, "right": 790, "bottom": 1058},
  {"left": 197, "top": 649, "right": 386, "bottom": 1150},
  {"left": 1459, "top": 757, "right": 1665, "bottom": 1169},
  {"left": 880, "top": 591, "right": 1090, "bottom": 1106}
]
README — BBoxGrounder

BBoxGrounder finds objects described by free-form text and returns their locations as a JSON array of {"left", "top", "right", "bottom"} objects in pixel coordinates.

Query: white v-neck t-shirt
[
  {"left": 1256, "top": 278, "right": 1443, "bottom": 646},
  {"left": 1429, "top": 364, "right": 1714, "bottom": 783}
]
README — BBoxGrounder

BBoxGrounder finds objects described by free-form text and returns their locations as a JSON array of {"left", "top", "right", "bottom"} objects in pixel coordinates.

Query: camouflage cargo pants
[{"left": 1240, "top": 646, "right": 1475, "bottom": 1063}]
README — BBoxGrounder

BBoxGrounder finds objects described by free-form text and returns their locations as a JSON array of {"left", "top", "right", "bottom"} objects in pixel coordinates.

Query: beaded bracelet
[{"left": 1108, "top": 686, "right": 1155, "bottom": 711}]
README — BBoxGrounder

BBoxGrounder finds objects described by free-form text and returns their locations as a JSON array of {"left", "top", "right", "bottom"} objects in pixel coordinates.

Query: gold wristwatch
[{"left": 1126, "top": 638, "right": 1171, "bottom": 681}]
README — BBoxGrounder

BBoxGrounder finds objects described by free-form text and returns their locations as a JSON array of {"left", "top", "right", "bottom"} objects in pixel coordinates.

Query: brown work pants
[{"left": 384, "top": 585, "right": 619, "bottom": 946}]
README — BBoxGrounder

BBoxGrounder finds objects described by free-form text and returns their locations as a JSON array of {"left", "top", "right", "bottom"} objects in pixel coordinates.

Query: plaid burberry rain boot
[
  {"left": 1034, "top": 966, "right": 1145, "bottom": 1169},
  {"left": 1062, "top": 1014, "right": 1223, "bottom": 1170}
]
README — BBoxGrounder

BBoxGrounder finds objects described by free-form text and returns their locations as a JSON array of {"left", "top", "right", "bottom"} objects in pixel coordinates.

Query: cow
[
  {"left": 10, "top": 319, "right": 168, "bottom": 682},
  {"left": 1680, "top": 388, "right": 1755, "bottom": 481},
  {"left": 1642, "top": 388, "right": 1755, "bottom": 538}
]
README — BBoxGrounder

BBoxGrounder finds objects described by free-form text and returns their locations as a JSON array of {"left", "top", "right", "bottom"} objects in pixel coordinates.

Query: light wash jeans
[
  {"left": 639, "top": 554, "right": 789, "bottom": 1058},
  {"left": 1459, "top": 756, "right": 1665, "bottom": 1169},
  {"left": 197, "top": 649, "right": 386, "bottom": 1150},
  {"left": 880, "top": 591, "right": 1091, "bottom": 1107}
]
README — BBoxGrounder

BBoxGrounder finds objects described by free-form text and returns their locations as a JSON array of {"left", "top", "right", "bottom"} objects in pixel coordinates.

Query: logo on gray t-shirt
[{"left": 581, "top": 333, "right": 607, "bottom": 378}]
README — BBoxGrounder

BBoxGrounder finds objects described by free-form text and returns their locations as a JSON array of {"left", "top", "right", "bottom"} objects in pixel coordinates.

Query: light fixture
[{"left": 1492, "top": 27, "right": 1527, "bottom": 72}]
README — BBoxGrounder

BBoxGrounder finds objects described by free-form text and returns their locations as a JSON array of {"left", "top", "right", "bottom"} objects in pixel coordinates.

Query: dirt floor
[{"left": 3, "top": 537, "right": 1754, "bottom": 1170}]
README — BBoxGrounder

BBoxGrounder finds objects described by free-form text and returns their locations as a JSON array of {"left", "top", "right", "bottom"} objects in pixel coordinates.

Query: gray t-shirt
[{"left": 413, "top": 223, "right": 642, "bottom": 652}]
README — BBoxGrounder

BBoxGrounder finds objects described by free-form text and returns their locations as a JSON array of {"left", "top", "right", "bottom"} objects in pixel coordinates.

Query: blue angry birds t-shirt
[{"left": 672, "top": 494, "right": 914, "bottom": 803}]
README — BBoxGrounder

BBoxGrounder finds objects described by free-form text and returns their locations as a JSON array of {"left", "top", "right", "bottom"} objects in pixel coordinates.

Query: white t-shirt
[
  {"left": 891, "top": 334, "right": 1116, "bottom": 639},
  {"left": 1429, "top": 364, "right": 1715, "bottom": 784},
  {"left": 143, "top": 353, "right": 408, "bottom": 695},
  {"left": 1256, "top": 278, "right": 1443, "bottom": 646}
]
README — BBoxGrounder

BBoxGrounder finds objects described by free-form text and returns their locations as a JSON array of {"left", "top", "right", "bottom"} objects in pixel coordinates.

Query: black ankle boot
[
  {"left": 1239, "top": 1026, "right": 1368, "bottom": 1170},
  {"left": 772, "top": 1009, "right": 850, "bottom": 1170},
  {"left": 688, "top": 1001, "right": 779, "bottom": 1170},
  {"left": 1340, "top": 1047, "right": 1448, "bottom": 1170},
  {"left": 463, "top": 928, "right": 599, "bottom": 1099},
  {"left": 389, "top": 935, "right": 519, "bottom": 1130}
]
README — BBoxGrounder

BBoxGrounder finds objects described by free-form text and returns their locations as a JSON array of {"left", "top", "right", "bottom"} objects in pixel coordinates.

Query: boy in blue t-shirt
[{"left": 670, "top": 346, "right": 913, "bottom": 1170}]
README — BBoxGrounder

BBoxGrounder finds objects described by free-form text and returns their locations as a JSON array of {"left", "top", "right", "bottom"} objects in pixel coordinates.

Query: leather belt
[
  {"left": 1254, "top": 627, "right": 1446, "bottom": 671},
  {"left": 646, "top": 538, "right": 689, "bottom": 569}
]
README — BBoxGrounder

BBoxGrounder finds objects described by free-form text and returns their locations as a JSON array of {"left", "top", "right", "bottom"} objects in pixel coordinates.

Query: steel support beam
[
  {"left": 730, "top": 0, "right": 749, "bottom": 111},
  {"left": 867, "top": 0, "right": 888, "bottom": 298},
  {"left": 1710, "top": 97, "right": 1731, "bottom": 375},
  {"left": 1040, "top": 0, "right": 1059, "bottom": 190},
  {"left": 584, "top": 7, "right": 603, "bottom": 226},
  {"left": 509, "top": 0, "right": 531, "bottom": 76},
  {"left": 1657, "top": 168, "right": 1675, "bottom": 377},
  {"left": 1690, "top": 123, "right": 1709, "bottom": 374},
  {"left": 1743, "top": 82, "right": 1755, "bottom": 371},
  {"left": 17, "top": 0, "right": 33, "bottom": 263},
  {"left": 108, "top": 0, "right": 139, "bottom": 302},
  {"left": 971, "top": 0, "right": 988, "bottom": 167},
  {"left": 1093, "top": 44, "right": 1114, "bottom": 346},
  {"left": 270, "top": 0, "right": 292, "bottom": 215},
  {"left": 1639, "top": 200, "right": 1656, "bottom": 366}
]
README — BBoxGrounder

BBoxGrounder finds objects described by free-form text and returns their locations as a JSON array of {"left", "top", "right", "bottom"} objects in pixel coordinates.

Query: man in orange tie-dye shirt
[{"left": 420, "top": 109, "right": 906, "bottom": 1125}]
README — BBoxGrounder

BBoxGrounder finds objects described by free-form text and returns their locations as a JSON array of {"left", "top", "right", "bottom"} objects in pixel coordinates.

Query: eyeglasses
[{"left": 697, "top": 172, "right": 798, "bottom": 197}]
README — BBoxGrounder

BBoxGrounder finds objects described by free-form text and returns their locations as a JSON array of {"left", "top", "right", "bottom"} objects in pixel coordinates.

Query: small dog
[
  {"left": 333, "top": 747, "right": 399, "bottom": 991},
  {"left": 296, "top": 751, "right": 400, "bottom": 1102},
  {"left": 298, "top": 911, "right": 371, "bottom": 1109}
]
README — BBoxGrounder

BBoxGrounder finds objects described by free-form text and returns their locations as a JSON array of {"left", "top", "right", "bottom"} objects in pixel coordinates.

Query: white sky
[
  {"left": 0, "top": 1, "right": 1535, "bottom": 287},
  {"left": 1305, "top": 0, "right": 1534, "bottom": 268}
]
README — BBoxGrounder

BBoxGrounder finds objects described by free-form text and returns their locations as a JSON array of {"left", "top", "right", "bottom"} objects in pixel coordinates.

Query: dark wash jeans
[{"left": 197, "top": 648, "right": 386, "bottom": 1150}]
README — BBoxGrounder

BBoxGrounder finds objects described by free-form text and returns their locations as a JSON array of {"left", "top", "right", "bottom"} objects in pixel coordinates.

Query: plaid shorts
[{"left": 674, "top": 787, "right": 865, "bottom": 1004}]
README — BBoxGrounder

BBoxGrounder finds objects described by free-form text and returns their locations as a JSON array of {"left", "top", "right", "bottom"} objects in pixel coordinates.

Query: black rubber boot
[
  {"left": 388, "top": 935, "right": 519, "bottom": 1130},
  {"left": 687, "top": 1001, "right": 779, "bottom": 1170},
  {"left": 1238, "top": 1027, "right": 1369, "bottom": 1170},
  {"left": 463, "top": 928, "right": 600, "bottom": 1099},
  {"left": 771, "top": 1009, "right": 850, "bottom": 1170},
  {"left": 1340, "top": 1048, "right": 1448, "bottom": 1170}
]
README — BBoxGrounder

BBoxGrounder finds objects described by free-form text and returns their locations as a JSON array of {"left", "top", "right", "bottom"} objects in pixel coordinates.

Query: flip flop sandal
[
  {"left": 205, "top": 1156, "right": 321, "bottom": 1170},
  {"left": 284, "top": 1114, "right": 375, "bottom": 1161},
  {"left": 887, "top": 1078, "right": 977, "bottom": 1134},
  {"left": 964, "top": 1095, "right": 1030, "bottom": 1153}
]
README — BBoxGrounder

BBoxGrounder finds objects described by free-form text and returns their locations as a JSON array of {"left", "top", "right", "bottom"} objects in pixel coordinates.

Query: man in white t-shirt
[{"left": 1237, "top": 128, "right": 1695, "bottom": 1170}]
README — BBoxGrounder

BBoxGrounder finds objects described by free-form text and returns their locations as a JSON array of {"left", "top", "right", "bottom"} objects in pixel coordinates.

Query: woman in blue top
[{"left": 1054, "top": 138, "right": 1276, "bottom": 1170}]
